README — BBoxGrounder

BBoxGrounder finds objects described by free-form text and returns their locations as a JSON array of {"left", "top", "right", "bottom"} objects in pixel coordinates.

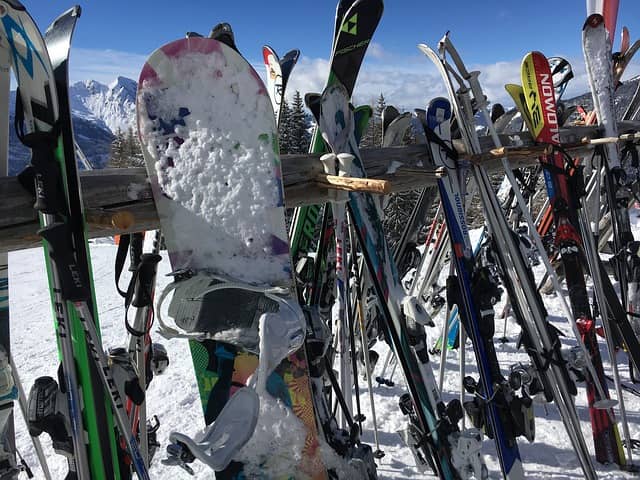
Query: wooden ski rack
[{"left": 0, "top": 121, "right": 638, "bottom": 252}]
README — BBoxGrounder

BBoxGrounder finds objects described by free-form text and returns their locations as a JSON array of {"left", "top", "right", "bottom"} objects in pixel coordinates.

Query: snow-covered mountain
[
  {"left": 7, "top": 74, "right": 640, "bottom": 176},
  {"left": 8, "top": 77, "right": 137, "bottom": 173},
  {"left": 69, "top": 76, "right": 137, "bottom": 134}
]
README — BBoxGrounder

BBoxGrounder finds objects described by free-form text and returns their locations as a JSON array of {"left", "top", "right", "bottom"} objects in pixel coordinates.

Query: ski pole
[
  {"left": 349, "top": 223, "right": 383, "bottom": 459},
  {"left": 437, "top": 305, "right": 451, "bottom": 393},
  {"left": 27, "top": 131, "right": 92, "bottom": 480},
  {"left": 386, "top": 355, "right": 397, "bottom": 386},
  {"left": 580, "top": 201, "right": 635, "bottom": 465},
  {"left": 10, "top": 356, "right": 51, "bottom": 480},
  {"left": 499, "top": 302, "right": 510, "bottom": 343},
  {"left": 126, "top": 250, "right": 162, "bottom": 468},
  {"left": 376, "top": 349, "right": 393, "bottom": 386},
  {"left": 346, "top": 234, "right": 364, "bottom": 429},
  {"left": 39, "top": 219, "right": 151, "bottom": 480},
  {"left": 72, "top": 300, "right": 150, "bottom": 480},
  {"left": 321, "top": 153, "right": 353, "bottom": 430}
]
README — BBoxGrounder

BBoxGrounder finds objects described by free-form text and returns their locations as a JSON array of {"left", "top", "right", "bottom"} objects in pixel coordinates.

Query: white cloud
[
  {"left": 65, "top": 47, "right": 640, "bottom": 118},
  {"left": 277, "top": 52, "right": 525, "bottom": 111},
  {"left": 279, "top": 51, "right": 640, "bottom": 114},
  {"left": 68, "top": 48, "right": 149, "bottom": 85},
  {"left": 366, "top": 42, "right": 388, "bottom": 60}
]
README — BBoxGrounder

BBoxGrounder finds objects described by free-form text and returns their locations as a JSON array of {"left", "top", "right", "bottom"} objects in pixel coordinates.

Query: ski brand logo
[
  {"left": 522, "top": 56, "right": 542, "bottom": 137},
  {"left": 537, "top": 71, "right": 560, "bottom": 143},
  {"left": 341, "top": 13, "right": 358, "bottom": 35},
  {"left": 298, "top": 205, "right": 320, "bottom": 253},
  {"left": 453, "top": 192, "right": 469, "bottom": 242},
  {"left": 522, "top": 52, "right": 559, "bottom": 144},
  {"left": 335, "top": 39, "right": 369, "bottom": 57}
]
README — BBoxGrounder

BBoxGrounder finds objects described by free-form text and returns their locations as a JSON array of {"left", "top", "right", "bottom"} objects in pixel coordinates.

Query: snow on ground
[{"left": 8, "top": 227, "right": 640, "bottom": 478}]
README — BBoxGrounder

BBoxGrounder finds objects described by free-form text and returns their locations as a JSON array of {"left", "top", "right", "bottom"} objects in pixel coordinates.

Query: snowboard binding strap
[{"left": 156, "top": 269, "right": 290, "bottom": 341}]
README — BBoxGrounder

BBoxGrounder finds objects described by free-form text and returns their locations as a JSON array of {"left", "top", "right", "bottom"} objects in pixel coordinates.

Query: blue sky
[{"left": 25, "top": 0, "right": 640, "bottom": 109}]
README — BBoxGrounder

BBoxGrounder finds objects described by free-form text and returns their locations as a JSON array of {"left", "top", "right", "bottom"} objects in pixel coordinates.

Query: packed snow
[{"left": 7, "top": 216, "right": 640, "bottom": 479}]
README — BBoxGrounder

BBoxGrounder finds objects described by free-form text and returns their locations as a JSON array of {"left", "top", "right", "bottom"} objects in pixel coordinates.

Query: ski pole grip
[
  {"left": 129, "top": 232, "right": 144, "bottom": 272},
  {"left": 132, "top": 253, "right": 162, "bottom": 308},
  {"left": 38, "top": 222, "right": 89, "bottom": 301},
  {"left": 23, "top": 133, "right": 65, "bottom": 215}
]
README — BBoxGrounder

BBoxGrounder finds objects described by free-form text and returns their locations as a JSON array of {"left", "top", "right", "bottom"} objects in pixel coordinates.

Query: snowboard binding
[{"left": 157, "top": 269, "right": 297, "bottom": 352}]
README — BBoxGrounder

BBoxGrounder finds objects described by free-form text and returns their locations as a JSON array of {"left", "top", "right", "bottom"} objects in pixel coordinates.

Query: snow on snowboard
[{"left": 136, "top": 37, "right": 327, "bottom": 478}]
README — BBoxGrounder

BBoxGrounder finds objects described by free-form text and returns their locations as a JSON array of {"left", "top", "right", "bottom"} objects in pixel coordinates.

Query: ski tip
[
  {"left": 0, "top": 1, "right": 26, "bottom": 13},
  {"left": 283, "top": 49, "right": 300, "bottom": 62},
  {"left": 584, "top": 13, "right": 604, "bottom": 29},
  {"left": 262, "top": 44, "right": 277, "bottom": 63},
  {"left": 304, "top": 92, "right": 321, "bottom": 108}
]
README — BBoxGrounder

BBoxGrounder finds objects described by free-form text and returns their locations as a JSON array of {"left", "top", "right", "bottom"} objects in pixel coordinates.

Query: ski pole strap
[
  {"left": 129, "top": 233, "right": 144, "bottom": 271},
  {"left": 123, "top": 254, "right": 162, "bottom": 337},
  {"left": 114, "top": 233, "right": 147, "bottom": 336},
  {"left": 115, "top": 233, "right": 132, "bottom": 297},
  {"left": 14, "top": 101, "right": 66, "bottom": 215},
  {"left": 132, "top": 254, "right": 162, "bottom": 309},
  {"left": 422, "top": 123, "right": 459, "bottom": 162}
]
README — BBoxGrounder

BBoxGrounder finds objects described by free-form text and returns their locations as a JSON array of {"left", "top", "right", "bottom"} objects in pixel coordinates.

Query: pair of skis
[
  {"left": 2, "top": 2, "right": 151, "bottom": 478},
  {"left": 521, "top": 49, "right": 625, "bottom": 466}
]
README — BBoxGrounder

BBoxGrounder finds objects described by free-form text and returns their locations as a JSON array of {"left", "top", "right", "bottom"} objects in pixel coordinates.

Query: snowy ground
[{"left": 8, "top": 231, "right": 640, "bottom": 479}]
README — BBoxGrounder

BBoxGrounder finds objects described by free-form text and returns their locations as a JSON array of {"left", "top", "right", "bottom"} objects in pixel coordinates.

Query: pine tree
[
  {"left": 125, "top": 127, "right": 145, "bottom": 167},
  {"left": 108, "top": 129, "right": 127, "bottom": 168},
  {"left": 360, "top": 93, "right": 386, "bottom": 148},
  {"left": 109, "top": 127, "right": 144, "bottom": 168},
  {"left": 289, "top": 91, "right": 310, "bottom": 154},
  {"left": 278, "top": 99, "right": 291, "bottom": 154},
  {"left": 373, "top": 93, "right": 386, "bottom": 146}
]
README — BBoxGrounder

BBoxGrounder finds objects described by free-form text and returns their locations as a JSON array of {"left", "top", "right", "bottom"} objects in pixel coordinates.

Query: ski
[
  {"left": 584, "top": 14, "right": 640, "bottom": 387},
  {"left": 289, "top": 0, "right": 383, "bottom": 266},
  {"left": 381, "top": 104, "right": 399, "bottom": 140},
  {"left": 420, "top": 35, "right": 599, "bottom": 479},
  {"left": 262, "top": 45, "right": 300, "bottom": 126},
  {"left": 426, "top": 96, "right": 525, "bottom": 479},
  {"left": 521, "top": 50, "right": 624, "bottom": 466},
  {"left": 3, "top": 3, "right": 143, "bottom": 479},
  {"left": 0, "top": 20, "right": 16, "bottom": 479}
]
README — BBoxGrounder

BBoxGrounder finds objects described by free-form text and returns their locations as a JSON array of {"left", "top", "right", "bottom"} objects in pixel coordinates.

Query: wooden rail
[{"left": 1, "top": 121, "right": 638, "bottom": 252}]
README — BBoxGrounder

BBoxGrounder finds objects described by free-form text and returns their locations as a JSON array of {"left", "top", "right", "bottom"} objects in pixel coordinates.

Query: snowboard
[{"left": 136, "top": 37, "right": 325, "bottom": 478}]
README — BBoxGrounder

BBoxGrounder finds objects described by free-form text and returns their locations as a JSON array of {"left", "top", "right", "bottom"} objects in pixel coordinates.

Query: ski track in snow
[{"left": 8, "top": 222, "right": 640, "bottom": 478}]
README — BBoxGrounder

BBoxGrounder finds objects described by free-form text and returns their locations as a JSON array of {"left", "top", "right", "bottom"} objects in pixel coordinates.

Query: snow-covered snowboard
[{"left": 136, "top": 37, "right": 325, "bottom": 478}]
